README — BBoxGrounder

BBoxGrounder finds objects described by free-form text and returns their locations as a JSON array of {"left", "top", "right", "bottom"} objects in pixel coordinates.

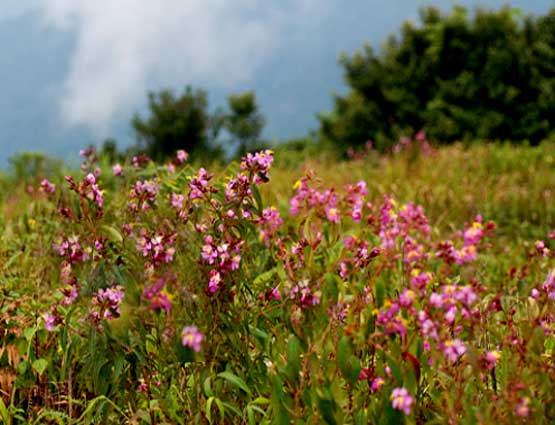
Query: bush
[{"left": 321, "top": 6, "right": 555, "bottom": 151}]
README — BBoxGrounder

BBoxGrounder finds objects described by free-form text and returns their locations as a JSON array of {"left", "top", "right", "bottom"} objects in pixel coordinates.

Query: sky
[{"left": 0, "top": 0, "right": 553, "bottom": 164}]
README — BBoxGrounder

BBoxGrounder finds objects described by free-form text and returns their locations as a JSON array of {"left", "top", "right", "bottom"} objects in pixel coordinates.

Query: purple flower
[
  {"left": 208, "top": 270, "right": 222, "bottom": 293},
  {"left": 171, "top": 193, "right": 184, "bottom": 209},
  {"left": 485, "top": 349, "right": 501, "bottom": 369},
  {"left": 371, "top": 377, "right": 385, "bottom": 392},
  {"left": 443, "top": 339, "right": 466, "bottom": 363},
  {"left": 85, "top": 173, "right": 96, "bottom": 185},
  {"left": 44, "top": 313, "right": 57, "bottom": 331},
  {"left": 181, "top": 325, "right": 204, "bottom": 352},
  {"left": 516, "top": 397, "right": 530, "bottom": 417},
  {"left": 112, "top": 163, "right": 123, "bottom": 176},
  {"left": 177, "top": 149, "right": 188, "bottom": 164},
  {"left": 391, "top": 387, "right": 413, "bottom": 415},
  {"left": 40, "top": 179, "right": 56, "bottom": 194}
]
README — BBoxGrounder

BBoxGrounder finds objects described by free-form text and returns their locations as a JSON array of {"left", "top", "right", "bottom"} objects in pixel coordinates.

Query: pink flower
[
  {"left": 535, "top": 240, "right": 549, "bottom": 256},
  {"left": 516, "top": 397, "right": 530, "bottom": 417},
  {"left": 485, "top": 350, "right": 501, "bottom": 369},
  {"left": 40, "top": 179, "right": 56, "bottom": 194},
  {"left": 85, "top": 173, "right": 96, "bottom": 185},
  {"left": 143, "top": 278, "right": 172, "bottom": 312},
  {"left": 112, "top": 163, "right": 123, "bottom": 176},
  {"left": 325, "top": 207, "right": 340, "bottom": 223},
  {"left": 171, "top": 193, "right": 184, "bottom": 209},
  {"left": 90, "top": 286, "right": 125, "bottom": 323},
  {"left": 44, "top": 313, "right": 57, "bottom": 331},
  {"left": 399, "top": 288, "right": 416, "bottom": 307},
  {"left": 290, "top": 280, "right": 320, "bottom": 307},
  {"left": 240, "top": 150, "right": 274, "bottom": 183},
  {"left": 208, "top": 270, "right": 222, "bottom": 293},
  {"left": 391, "top": 387, "right": 413, "bottom": 415},
  {"left": 269, "top": 287, "right": 281, "bottom": 301},
  {"left": 371, "top": 377, "right": 385, "bottom": 392},
  {"left": 443, "top": 339, "right": 466, "bottom": 363},
  {"left": 177, "top": 149, "right": 188, "bottom": 164},
  {"left": 181, "top": 325, "right": 204, "bottom": 352}
]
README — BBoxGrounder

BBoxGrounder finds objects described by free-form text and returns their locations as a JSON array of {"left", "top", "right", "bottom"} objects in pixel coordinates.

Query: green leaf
[
  {"left": 375, "top": 279, "right": 385, "bottom": 308},
  {"left": 203, "top": 377, "right": 214, "bottom": 397},
  {"left": 252, "top": 186, "right": 264, "bottom": 213},
  {"left": 100, "top": 225, "right": 123, "bottom": 243},
  {"left": 324, "top": 273, "right": 339, "bottom": 304},
  {"left": 247, "top": 405, "right": 256, "bottom": 425},
  {"left": 316, "top": 387, "right": 338, "bottom": 425},
  {"left": 222, "top": 402, "right": 244, "bottom": 420},
  {"left": 17, "top": 360, "right": 29, "bottom": 375},
  {"left": 214, "top": 398, "right": 226, "bottom": 422},
  {"left": 337, "top": 336, "right": 361, "bottom": 386},
  {"left": 386, "top": 355, "right": 404, "bottom": 386},
  {"left": 77, "top": 395, "right": 128, "bottom": 422},
  {"left": 218, "top": 371, "right": 252, "bottom": 397},
  {"left": 0, "top": 396, "right": 10, "bottom": 425},
  {"left": 32, "top": 358, "right": 48, "bottom": 375},
  {"left": 286, "top": 336, "right": 301, "bottom": 383},
  {"left": 251, "top": 397, "right": 270, "bottom": 405},
  {"left": 23, "top": 326, "right": 36, "bottom": 342},
  {"left": 3, "top": 251, "right": 22, "bottom": 270},
  {"left": 253, "top": 268, "right": 276, "bottom": 286},
  {"left": 206, "top": 397, "right": 215, "bottom": 424}
]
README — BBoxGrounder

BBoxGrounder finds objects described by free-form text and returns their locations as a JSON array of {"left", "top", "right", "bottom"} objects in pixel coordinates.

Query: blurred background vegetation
[{"left": 4, "top": 5, "right": 555, "bottom": 167}]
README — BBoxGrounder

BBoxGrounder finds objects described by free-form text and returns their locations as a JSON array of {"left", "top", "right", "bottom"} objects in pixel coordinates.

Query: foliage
[
  {"left": 132, "top": 86, "right": 219, "bottom": 162},
  {"left": 8, "top": 152, "right": 63, "bottom": 183},
  {"left": 320, "top": 6, "right": 555, "bottom": 151},
  {"left": 225, "top": 91, "right": 266, "bottom": 157},
  {"left": 3, "top": 143, "right": 555, "bottom": 423}
]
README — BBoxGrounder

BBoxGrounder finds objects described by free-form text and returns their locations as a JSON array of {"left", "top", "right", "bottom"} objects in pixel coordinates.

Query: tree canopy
[
  {"left": 132, "top": 86, "right": 214, "bottom": 161},
  {"left": 225, "top": 91, "right": 266, "bottom": 156},
  {"left": 320, "top": 6, "right": 555, "bottom": 151}
]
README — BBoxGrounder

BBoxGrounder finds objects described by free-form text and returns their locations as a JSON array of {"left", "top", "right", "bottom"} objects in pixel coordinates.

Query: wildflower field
[{"left": 2, "top": 141, "right": 555, "bottom": 424}]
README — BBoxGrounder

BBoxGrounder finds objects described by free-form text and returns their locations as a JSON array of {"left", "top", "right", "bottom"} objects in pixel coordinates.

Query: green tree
[
  {"left": 132, "top": 86, "right": 214, "bottom": 161},
  {"left": 320, "top": 6, "right": 555, "bottom": 151},
  {"left": 99, "top": 138, "right": 122, "bottom": 163},
  {"left": 225, "top": 91, "right": 265, "bottom": 156}
]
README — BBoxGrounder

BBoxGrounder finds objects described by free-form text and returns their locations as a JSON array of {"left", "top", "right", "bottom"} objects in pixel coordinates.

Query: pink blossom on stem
[
  {"left": 391, "top": 387, "right": 413, "bottom": 415},
  {"left": 112, "top": 163, "right": 123, "bottom": 176},
  {"left": 181, "top": 325, "right": 204, "bottom": 352}
]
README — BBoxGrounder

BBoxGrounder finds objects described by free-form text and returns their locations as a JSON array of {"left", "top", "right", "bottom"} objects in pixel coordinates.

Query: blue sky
[{"left": 0, "top": 0, "right": 553, "bottom": 163}]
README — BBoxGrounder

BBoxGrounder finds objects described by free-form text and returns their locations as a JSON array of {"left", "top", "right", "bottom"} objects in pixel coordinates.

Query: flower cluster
[
  {"left": 339, "top": 235, "right": 380, "bottom": 279},
  {"left": 40, "top": 179, "right": 56, "bottom": 194},
  {"left": 344, "top": 180, "right": 368, "bottom": 222},
  {"left": 437, "top": 216, "right": 494, "bottom": 265},
  {"left": 143, "top": 276, "right": 172, "bottom": 312},
  {"left": 200, "top": 235, "right": 242, "bottom": 293},
  {"left": 135, "top": 229, "right": 176, "bottom": 267},
  {"left": 53, "top": 235, "right": 89, "bottom": 264},
  {"left": 289, "top": 280, "right": 321, "bottom": 308},
  {"left": 255, "top": 207, "right": 283, "bottom": 245},
  {"left": 189, "top": 168, "right": 214, "bottom": 201},
  {"left": 128, "top": 180, "right": 160, "bottom": 211},
  {"left": 392, "top": 130, "right": 434, "bottom": 156},
  {"left": 89, "top": 286, "right": 125, "bottom": 326},
  {"left": 64, "top": 172, "right": 104, "bottom": 210},
  {"left": 240, "top": 150, "right": 274, "bottom": 183},
  {"left": 289, "top": 175, "right": 339, "bottom": 222},
  {"left": 378, "top": 196, "right": 430, "bottom": 250}
]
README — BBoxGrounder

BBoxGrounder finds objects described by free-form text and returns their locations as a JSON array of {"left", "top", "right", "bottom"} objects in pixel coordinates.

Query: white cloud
[{"left": 39, "top": 0, "right": 329, "bottom": 134}]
